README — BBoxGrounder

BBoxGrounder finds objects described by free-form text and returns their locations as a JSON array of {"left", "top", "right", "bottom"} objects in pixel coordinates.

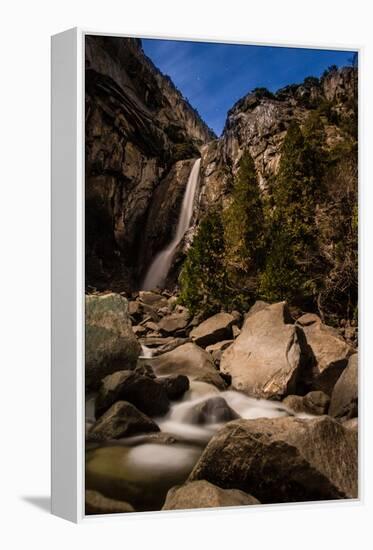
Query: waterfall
[{"left": 142, "top": 158, "right": 201, "bottom": 290}]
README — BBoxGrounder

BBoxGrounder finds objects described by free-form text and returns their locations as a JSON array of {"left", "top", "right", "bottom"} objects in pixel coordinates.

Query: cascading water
[{"left": 142, "top": 158, "right": 201, "bottom": 290}]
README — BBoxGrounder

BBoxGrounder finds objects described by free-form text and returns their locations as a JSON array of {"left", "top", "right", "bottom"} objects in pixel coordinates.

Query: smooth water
[
  {"left": 85, "top": 378, "right": 309, "bottom": 510},
  {"left": 142, "top": 158, "right": 201, "bottom": 290}
]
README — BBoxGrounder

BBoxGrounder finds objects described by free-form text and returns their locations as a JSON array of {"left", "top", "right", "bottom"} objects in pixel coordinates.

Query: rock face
[
  {"left": 297, "top": 314, "right": 354, "bottom": 395},
  {"left": 190, "top": 313, "right": 235, "bottom": 347},
  {"left": 189, "top": 416, "right": 358, "bottom": 502},
  {"left": 162, "top": 480, "right": 260, "bottom": 510},
  {"left": 150, "top": 342, "right": 226, "bottom": 389},
  {"left": 85, "top": 490, "right": 135, "bottom": 514},
  {"left": 198, "top": 67, "right": 357, "bottom": 217},
  {"left": 85, "top": 293, "right": 141, "bottom": 389},
  {"left": 88, "top": 401, "right": 159, "bottom": 441},
  {"left": 95, "top": 369, "right": 170, "bottom": 418},
  {"left": 220, "top": 302, "right": 308, "bottom": 399},
  {"left": 329, "top": 354, "right": 358, "bottom": 420},
  {"left": 85, "top": 36, "right": 214, "bottom": 290}
]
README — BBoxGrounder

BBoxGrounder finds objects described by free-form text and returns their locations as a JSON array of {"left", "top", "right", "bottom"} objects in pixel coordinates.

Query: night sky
[{"left": 142, "top": 39, "right": 356, "bottom": 136}]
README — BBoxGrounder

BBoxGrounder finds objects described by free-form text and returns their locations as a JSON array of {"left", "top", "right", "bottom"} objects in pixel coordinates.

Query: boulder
[
  {"left": 139, "top": 291, "right": 168, "bottom": 309},
  {"left": 282, "top": 395, "right": 307, "bottom": 414},
  {"left": 162, "top": 480, "right": 260, "bottom": 510},
  {"left": 152, "top": 337, "right": 190, "bottom": 356},
  {"left": 190, "top": 313, "right": 235, "bottom": 347},
  {"left": 184, "top": 396, "right": 240, "bottom": 425},
  {"left": 244, "top": 300, "right": 270, "bottom": 320},
  {"left": 189, "top": 416, "right": 358, "bottom": 503},
  {"left": 329, "top": 354, "right": 358, "bottom": 420},
  {"left": 297, "top": 314, "right": 354, "bottom": 394},
  {"left": 158, "top": 374, "right": 190, "bottom": 400},
  {"left": 88, "top": 401, "right": 159, "bottom": 441},
  {"left": 158, "top": 311, "right": 191, "bottom": 334},
  {"left": 206, "top": 340, "right": 234, "bottom": 366},
  {"left": 95, "top": 370, "right": 170, "bottom": 418},
  {"left": 342, "top": 418, "right": 358, "bottom": 432},
  {"left": 149, "top": 343, "right": 226, "bottom": 390},
  {"left": 303, "top": 391, "right": 330, "bottom": 415},
  {"left": 85, "top": 293, "right": 141, "bottom": 389},
  {"left": 85, "top": 490, "right": 135, "bottom": 514},
  {"left": 220, "top": 302, "right": 308, "bottom": 399},
  {"left": 283, "top": 391, "right": 330, "bottom": 415}
]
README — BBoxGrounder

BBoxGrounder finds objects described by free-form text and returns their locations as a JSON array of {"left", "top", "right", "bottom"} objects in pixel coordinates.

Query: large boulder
[
  {"left": 88, "top": 401, "right": 159, "bottom": 441},
  {"left": 329, "top": 354, "right": 358, "bottom": 420},
  {"left": 85, "top": 490, "right": 135, "bottom": 514},
  {"left": 162, "top": 480, "right": 260, "bottom": 510},
  {"left": 189, "top": 416, "right": 358, "bottom": 503},
  {"left": 85, "top": 293, "right": 141, "bottom": 389},
  {"left": 190, "top": 313, "right": 235, "bottom": 347},
  {"left": 220, "top": 302, "right": 308, "bottom": 399},
  {"left": 95, "top": 370, "right": 170, "bottom": 418},
  {"left": 149, "top": 343, "right": 226, "bottom": 390},
  {"left": 184, "top": 396, "right": 240, "bottom": 425},
  {"left": 297, "top": 314, "right": 354, "bottom": 395}
]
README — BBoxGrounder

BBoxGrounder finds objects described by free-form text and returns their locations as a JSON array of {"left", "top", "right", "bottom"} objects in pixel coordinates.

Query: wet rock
[
  {"left": 220, "top": 302, "right": 309, "bottom": 399},
  {"left": 149, "top": 342, "right": 226, "bottom": 390},
  {"left": 162, "top": 480, "right": 260, "bottom": 510},
  {"left": 283, "top": 391, "right": 330, "bottom": 415},
  {"left": 85, "top": 490, "right": 135, "bottom": 514},
  {"left": 88, "top": 401, "right": 159, "bottom": 441},
  {"left": 303, "top": 391, "right": 330, "bottom": 415},
  {"left": 95, "top": 369, "right": 170, "bottom": 418},
  {"left": 298, "top": 315, "right": 354, "bottom": 395},
  {"left": 158, "top": 375, "right": 190, "bottom": 400},
  {"left": 329, "top": 354, "right": 358, "bottom": 420},
  {"left": 85, "top": 294, "right": 141, "bottom": 389},
  {"left": 185, "top": 396, "right": 240, "bottom": 425},
  {"left": 189, "top": 416, "right": 358, "bottom": 502},
  {"left": 282, "top": 395, "right": 307, "bottom": 414},
  {"left": 190, "top": 313, "right": 235, "bottom": 347}
]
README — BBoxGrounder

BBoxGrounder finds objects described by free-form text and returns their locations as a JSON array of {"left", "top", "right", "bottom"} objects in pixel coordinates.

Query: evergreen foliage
[{"left": 178, "top": 209, "right": 227, "bottom": 316}]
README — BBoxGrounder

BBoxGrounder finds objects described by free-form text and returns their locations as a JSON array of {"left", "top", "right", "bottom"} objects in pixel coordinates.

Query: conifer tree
[{"left": 179, "top": 209, "right": 226, "bottom": 316}]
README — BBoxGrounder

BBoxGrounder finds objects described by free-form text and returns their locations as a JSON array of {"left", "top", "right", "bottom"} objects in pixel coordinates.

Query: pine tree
[
  {"left": 179, "top": 209, "right": 227, "bottom": 316},
  {"left": 223, "top": 151, "right": 264, "bottom": 307},
  {"left": 260, "top": 116, "right": 326, "bottom": 305}
]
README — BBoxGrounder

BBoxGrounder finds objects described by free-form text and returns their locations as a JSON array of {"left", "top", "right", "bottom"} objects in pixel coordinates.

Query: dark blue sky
[{"left": 142, "top": 39, "right": 356, "bottom": 136}]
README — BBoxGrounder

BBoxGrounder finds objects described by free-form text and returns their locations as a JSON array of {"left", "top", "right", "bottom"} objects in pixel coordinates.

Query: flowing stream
[
  {"left": 85, "top": 377, "right": 309, "bottom": 511},
  {"left": 142, "top": 158, "right": 201, "bottom": 290}
]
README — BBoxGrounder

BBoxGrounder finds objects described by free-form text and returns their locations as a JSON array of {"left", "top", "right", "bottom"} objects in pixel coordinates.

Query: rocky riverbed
[{"left": 85, "top": 290, "right": 358, "bottom": 514}]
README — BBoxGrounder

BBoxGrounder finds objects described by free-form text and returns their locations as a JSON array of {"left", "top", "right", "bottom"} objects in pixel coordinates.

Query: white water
[
  {"left": 142, "top": 158, "right": 201, "bottom": 290},
  {"left": 139, "top": 344, "right": 153, "bottom": 358},
  {"left": 156, "top": 381, "right": 311, "bottom": 444}
]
